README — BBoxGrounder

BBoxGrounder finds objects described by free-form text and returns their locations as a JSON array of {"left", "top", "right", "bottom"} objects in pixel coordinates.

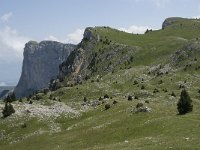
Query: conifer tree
[
  {"left": 2, "top": 102, "right": 15, "bottom": 118},
  {"left": 177, "top": 89, "right": 193, "bottom": 115}
]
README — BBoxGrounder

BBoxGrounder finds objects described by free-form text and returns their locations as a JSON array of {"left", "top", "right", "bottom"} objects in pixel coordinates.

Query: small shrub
[
  {"left": 153, "top": 88, "right": 159, "bottom": 93},
  {"left": 141, "top": 85, "right": 145, "bottom": 90},
  {"left": 21, "top": 123, "right": 27, "bottom": 128},
  {"left": 105, "top": 103, "right": 111, "bottom": 110},
  {"left": 163, "top": 88, "right": 168, "bottom": 93},
  {"left": 145, "top": 100, "right": 149, "bottom": 104},
  {"left": 171, "top": 92, "right": 176, "bottom": 97},
  {"left": 136, "top": 103, "right": 143, "bottom": 108},
  {"left": 128, "top": 95, "right": 133, "bottom": 101},
  {"left": 99, "top": 97, "right": 103, "bottom": 101},
  {"left": 113, "top": 100, "right": 118, "bottom": 105},
  {"left": 198, "top": 89, "right": 200, "bottom": 94},
  {"left": 134, "top": 95, "right": 139, "bottom": 99},
  {"left": 158, "top": 80, "right": 163, "bottom": 84},
  {"left": 179, "top": 84, "right": 185, "bottom": 89},
  {"left": 104, "top": 94, "right": 109, "bottom": 99},
  {"left": 133, "top": 80, "right": 138, "bottom": 85},
  {"left": 83, "top": 97, "right": 87, "bottom": 102}
]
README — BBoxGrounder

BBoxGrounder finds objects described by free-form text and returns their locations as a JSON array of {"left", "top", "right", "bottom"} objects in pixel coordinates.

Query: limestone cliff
[
  {"left": 58, "top": 27, "right": 139, "bottom": 86},
  {"left": 14, "top": 41, "right": 75, "bottom": 98}
]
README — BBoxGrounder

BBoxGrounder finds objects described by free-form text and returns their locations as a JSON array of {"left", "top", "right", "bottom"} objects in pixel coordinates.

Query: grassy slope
[{"left": 1, "top": 18, "right": 200, "bottom": 150}]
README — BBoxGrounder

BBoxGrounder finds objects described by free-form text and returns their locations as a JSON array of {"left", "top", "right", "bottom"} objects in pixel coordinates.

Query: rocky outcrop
[
  {"left": 58, "top": 27, "right": 98, "bottom": 85},
  {"left": 171, "top": 40, "right": 200, "bottom": 66},
  {"left": 58, "top": 27, "right": 139, "bottom": 86},
  {"left": 14, "top": 41, "right": 75, "bottom": 98},
  {"left": 162, "top": 17, "right": 185, "bottom": 29}
]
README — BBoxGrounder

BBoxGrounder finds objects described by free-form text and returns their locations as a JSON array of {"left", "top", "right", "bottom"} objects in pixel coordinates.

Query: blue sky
[{"left": 0, "top": 0, "right": 200, "bottom": 86}]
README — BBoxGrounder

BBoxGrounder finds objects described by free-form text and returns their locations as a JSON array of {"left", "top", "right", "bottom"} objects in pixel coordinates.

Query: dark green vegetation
[
  {"left": 177, "top": 89, "right": 193, "bottom": 115},
  {"left": 0, "top": 17, "right": 200, "bottom": 149},
  {"left": 2, "top": 103, "right": 15, "bottom": 118}
]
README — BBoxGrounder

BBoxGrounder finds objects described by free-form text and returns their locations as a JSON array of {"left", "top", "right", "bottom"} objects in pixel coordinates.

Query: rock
[
  {"left": 148, "top": 64, "right": 171, "bottom": 76},
  {"left": 14, "top": 41, "right": 75, "bottom": 98},
  {"left": 171, "top": 40, "right": 200, "bottom": 66},
  {"left": 135, "top": 106, "right": 151, "bottom": 113},
  {"left": 83, "top": 27, "right": 95, "bottom": 41},
  {"left": 162, "top": 17, "right": 185, "bottom": 29},
  {"left": 59, "top": 27, "right": 139, "bottom": 86}
]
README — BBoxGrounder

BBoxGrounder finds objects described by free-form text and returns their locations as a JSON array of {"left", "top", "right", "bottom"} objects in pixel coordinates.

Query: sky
[{"left": 0, "top": 0, "right": 200, "bottom": 86}]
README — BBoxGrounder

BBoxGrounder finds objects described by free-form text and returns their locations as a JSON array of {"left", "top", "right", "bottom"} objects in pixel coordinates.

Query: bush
[
  {"left": 134, "top": 95, "right": 139, "bottom": 99},
  {"left": 158, "top": 80, "right": 163, "bottom": 84},
  {"left": 83, "top": 97, "right": 87, "bottom": 102},
  {"left": 104, "top": 94, "right": 109, "bottom": 99},
  {"left": 99, "top": 97, "right": 103, "bottom": 101},
  {"left": 2, "top": 103, "right": 15, "bottom": 118},
  {"left": 133, "top": 80, "right": 138, "bottom": 85},
  {"left": 177, "top": 89, "right": 193, "bottom": 115},
  {"left": 105, "top": 103, "right": 111, "bottom": 110},
  {"left": 113, "top": 100, "right": 118, "bottom": 105},
  {"left": 21, "top": 123, "right": 27, "bottom": 128},
  {"left": 141, "top": 85, "right": 145, "bottom": 90},
  {"left": 128, "top": 95, "right": 133, "bottom": 101},
  {"left": 163, "top": 88, "right": 168, "bottom": 93},
  {"left": 136, "top": 103, "right": 143, "bottom": 108},
  {"left": 4, "top": 92, "right": 16, "bottom": 103},
  {"left": 153, "top": 88, "right": 159, "bottom": 93},
  {"left": 171, "top": 92, "right": 176, "bottom": 97}
]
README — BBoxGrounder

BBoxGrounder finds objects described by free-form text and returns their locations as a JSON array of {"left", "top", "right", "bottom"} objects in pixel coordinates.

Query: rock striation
[{"left": 14, "top": 41, "right": 75, "bottom": 98}]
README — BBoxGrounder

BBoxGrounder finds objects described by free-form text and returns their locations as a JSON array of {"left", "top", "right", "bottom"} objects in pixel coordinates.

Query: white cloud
[
  {"left": 45, "top": 29, "right": 84, "bottom": 44},
  {"left": 192, "top": 15, "right": 200, "bottom": 19},
  {"left": 119, "top": 25, "right": 151, "bottom": 34},
  {"left": 1, "top": 12, "right": 13, "bottom": 22},
  {"left": 45, "top": 35, "right": 59, "bottom": 41},
  {"left": 0, "top": 26, "right": 30, "bottom": 62},
  {"left": 0, "top": 82, "right": 7, "bottom": 86},
  {"left": 66, "top": 29, "right": 84, "bottom": 44}
]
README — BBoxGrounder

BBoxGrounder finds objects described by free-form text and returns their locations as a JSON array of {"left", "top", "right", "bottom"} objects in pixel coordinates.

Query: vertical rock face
[
  {"left": 14, "top": 41, "right": 75, "bottom": 98},
  {"left": 58, "top": 27, "right": 97, "bottom": 85}
]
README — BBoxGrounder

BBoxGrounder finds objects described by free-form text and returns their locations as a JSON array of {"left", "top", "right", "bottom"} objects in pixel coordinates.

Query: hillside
[{"left": 0, "top": 17, "right": 200, "bottom": 150}]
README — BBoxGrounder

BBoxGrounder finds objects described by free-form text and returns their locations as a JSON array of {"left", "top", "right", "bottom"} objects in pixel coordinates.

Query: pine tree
[
  {"left": 4, "top": 92, "right": 16, "bottom": 103},
  {"left": 177, "top": 89, "right": 193, "bottom": 115},
  {"left": 2, "top": 102, "right": 15, "bottom": 118},
  {"left": 10, "top": 93, "right": 16, "bottom": 101}
]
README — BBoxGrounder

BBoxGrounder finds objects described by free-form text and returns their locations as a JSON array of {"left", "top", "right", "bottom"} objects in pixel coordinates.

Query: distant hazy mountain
[{"left": 0, "top": 86, "right": 15, "bottom": 99}]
